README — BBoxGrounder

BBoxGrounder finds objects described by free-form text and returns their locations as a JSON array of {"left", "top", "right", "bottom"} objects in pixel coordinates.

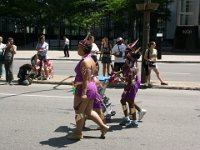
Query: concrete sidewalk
[
  {"left": 15, "top": 50, "right": 200, "bottom": 63},
  {"left": 2, "top": 50, "right": 200, "bottom": 90}
]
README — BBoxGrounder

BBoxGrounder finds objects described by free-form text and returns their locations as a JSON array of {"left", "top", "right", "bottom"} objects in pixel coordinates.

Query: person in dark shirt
[
  {"left": 4, "top": 37, "right": 17, "bottom": 85},
  {"left": 17, "top": 64, "right": 33, "bottom": 85}
]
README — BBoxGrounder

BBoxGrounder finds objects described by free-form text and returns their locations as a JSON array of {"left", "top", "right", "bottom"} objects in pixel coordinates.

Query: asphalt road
[
  {"left": 12, "top": 60, "right": 200, "bottom": 82},
  {"left": 0, "top": 84, "right": 200, "bottom": 150}
]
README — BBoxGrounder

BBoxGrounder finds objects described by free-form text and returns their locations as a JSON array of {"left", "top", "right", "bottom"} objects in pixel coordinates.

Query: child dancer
[{"left": 118, "top": 40, "right": 147, "bottom": 128}]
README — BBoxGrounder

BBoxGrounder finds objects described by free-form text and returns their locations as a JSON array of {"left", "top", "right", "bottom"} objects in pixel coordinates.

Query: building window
[
  {"left": 181, "top": 0, "right": 193, "bottom": 12},
  {"left": 179, "top": 0, "right": 194, "bottom": 25},
  {"left": 180, "top": 14, "right": 193, "bottom": 25},
  {"left": 199, "top": 1, "right": 200, "bottom": 25}
]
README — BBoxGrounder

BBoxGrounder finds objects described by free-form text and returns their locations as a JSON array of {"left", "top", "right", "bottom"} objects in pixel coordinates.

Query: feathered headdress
[
  {"left": 79, "top": 39, "right": 92, "bottom": 51},
  {"left": 127, "top": 39, "right": 139, "bottom": 50}
]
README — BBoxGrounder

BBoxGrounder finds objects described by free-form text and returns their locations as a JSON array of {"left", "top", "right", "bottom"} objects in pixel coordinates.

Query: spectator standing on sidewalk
[
  {"left": 63, "top": 35, "right": 70, "bottom": 57},
  {"left": 144, "top": 41, "right": 168, "bottom": 86},
  {"left": 88, "top": 35, "right": 100, "bottom": 75},
  {"left": 0, "top": 36, "right": 6, "bottom": 79},
  {"left": 36, "top": 35, "right": 49, "bottom": 61},
  {"left": 112, "top": 37, "right": 126, "bottom": 72},
  {"left": 36, "top": 35, "right": 49, "bottom": 76},
  {"left": 4, "top": 37, "right": 17, "bottom": 85},
  {"left": 100, "top": 37, "right": 112, "bottom": 76}
]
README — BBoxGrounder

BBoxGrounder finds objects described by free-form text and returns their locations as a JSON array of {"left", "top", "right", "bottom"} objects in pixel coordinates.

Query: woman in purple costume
[
  {"left": 84, "top": 77, "right": 106, "bottom": 128},
  {"left": 118, "top": 41, "right": 147, "bottom": 128},
  {"left": 67, "top": 38, "right": 109, "bottom": 140},
  {"left": 93, "top": 76, "right": 106, "bottom": 124}
]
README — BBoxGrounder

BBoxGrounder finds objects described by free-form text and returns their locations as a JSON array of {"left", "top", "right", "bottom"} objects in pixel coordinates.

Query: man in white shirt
[
  {"left": 0, "top": 36, "right": 6, "bottom": 79},
  {"left": 112, "top": 37, "right": 127, "bottom": 71},
  {"left": 89, "top": 35, "right": 100, "bottom": 75},
  {"left": 63, "top": 36, "right": 70, "bottom": 57}
]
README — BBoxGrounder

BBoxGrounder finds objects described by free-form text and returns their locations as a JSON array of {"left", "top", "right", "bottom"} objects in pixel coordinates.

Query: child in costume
[{"left": 118, "top": 40, "right": 147, "bottom": 128}]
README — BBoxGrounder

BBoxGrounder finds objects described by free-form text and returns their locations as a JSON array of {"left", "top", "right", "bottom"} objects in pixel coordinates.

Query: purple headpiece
[
  {"left": 127, "top": 39, "right": 139, "bottom": 50},
  {"left": 79, "top": 39, "right": 92, "bottom": 51}
]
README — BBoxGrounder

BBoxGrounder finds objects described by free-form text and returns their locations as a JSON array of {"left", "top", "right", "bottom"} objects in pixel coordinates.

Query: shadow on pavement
[
  {"left": 40, "top": 118, "right": 138, "bottom": 148},
  {"left": 40, "top": 136, "right": 78, "bottom": 148},
  {"left": 40, "top": 126, "right": 79, "bottom": 148},
  {"left": 54, "top": 126, "right": 71, "bottom": 133}
]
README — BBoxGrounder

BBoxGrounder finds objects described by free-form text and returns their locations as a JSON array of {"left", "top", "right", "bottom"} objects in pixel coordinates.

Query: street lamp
[{"left": 136, "top": 0, "right": 159, "bottom": 83}]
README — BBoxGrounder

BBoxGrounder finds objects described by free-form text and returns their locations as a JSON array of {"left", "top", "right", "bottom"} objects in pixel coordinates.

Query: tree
[
  {"left": 0, "top": 0, "right": 174, "bottom": 39},
  {"left": 61, "top": 0, "right": 173, "bottom": 39}
]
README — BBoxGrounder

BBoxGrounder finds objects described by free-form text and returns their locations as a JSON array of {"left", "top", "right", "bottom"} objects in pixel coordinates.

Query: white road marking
[
  {"left": 0, "top": 93, "right": 73, "bottom": 99},
  {"left": 165, "top": 72, "right": 191, "bottom": 75}
]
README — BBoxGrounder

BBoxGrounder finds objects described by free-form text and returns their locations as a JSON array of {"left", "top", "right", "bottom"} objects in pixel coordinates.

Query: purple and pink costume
[
  {"left": 93, "top": 85, "right": 102, "bottom": 109},
  {"left": 122, "top": 64, "right": 140, "bottom": 101},
  {"left": 74, "top": 54, "right": 101, "bottom": 108}
]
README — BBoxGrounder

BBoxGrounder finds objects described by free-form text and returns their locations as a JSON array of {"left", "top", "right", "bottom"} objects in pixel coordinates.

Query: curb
[
  {"left": 144, "top": 85, "right": 200, "bottom": 91},
  {"left": 14, "top": 57, "right": 200, "bottom": 63},
  {"left": 14, "top": 58, "right": 80, "bottom": 61},
  {"left": 32, "top": 80, "right": 200, "bottom": 91},
  {"left": 1, "top": 79, "right": 199, "bottom": 91}
]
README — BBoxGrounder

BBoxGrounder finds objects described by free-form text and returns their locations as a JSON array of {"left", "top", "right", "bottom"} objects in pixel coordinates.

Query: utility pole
[{"left": 136, "top": 0, "right": 159, "bottom": 83}]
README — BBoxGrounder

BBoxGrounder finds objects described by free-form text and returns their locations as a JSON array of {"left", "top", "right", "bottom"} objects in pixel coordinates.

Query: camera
[
  {"left": 116, "top": 51, "right": 123, "bottom": 57},
  {"left": 149, "top": 62, "right": 155, "bottom": 67}
]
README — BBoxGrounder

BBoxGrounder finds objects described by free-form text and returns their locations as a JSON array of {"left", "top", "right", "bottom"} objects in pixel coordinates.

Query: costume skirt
[
  {"left": 75, "top": 81, "right": 100, "bottom": 102},
  {"left": 93, "top": 92, "right": 102, "bottom": 109},
  {"left": 123, "top": 78, "right": 140, "bottom": 101}
]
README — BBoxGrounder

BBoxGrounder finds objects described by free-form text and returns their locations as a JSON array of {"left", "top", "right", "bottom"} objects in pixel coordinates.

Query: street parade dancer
[
  {"left": 93, "top": 76, "right": 106, "bottom": 123},
  {"left": 66, "top": 37, "right": 109, "bottom": 140},
  {"left": 118, "top": 40, "right": 147, "bottom": 128},
  {"left": 83, "top": 76, "right": 106, "bottom": 128}
]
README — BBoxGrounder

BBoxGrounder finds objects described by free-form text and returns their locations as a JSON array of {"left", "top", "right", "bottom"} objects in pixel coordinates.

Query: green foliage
[{"left": 0, "top": 0, "right": 174, "bottom": 33}]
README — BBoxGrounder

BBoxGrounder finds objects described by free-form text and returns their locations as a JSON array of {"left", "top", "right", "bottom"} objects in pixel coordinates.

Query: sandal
[
  {"left": 161, "top": 82, "right": 168, "bottom": 85},
  {"left": 66, "top": 131, "right": 83, "bottom": 140},
  {"left": 100, "top": 126, "right": 109, "bottom": 139}
]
